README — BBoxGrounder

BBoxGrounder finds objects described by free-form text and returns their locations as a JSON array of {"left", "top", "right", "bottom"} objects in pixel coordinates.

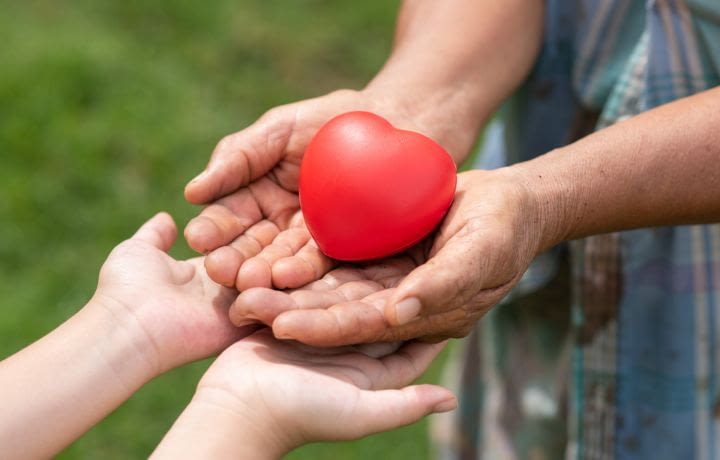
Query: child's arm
[
  {"left": 0, "top": 299, "right": 158, "bottom": 458},
  {"left": 152, "top": 330, "right": 455, "bottom": 459},
  {"left": 0, "top": 213, "right": 253, "bottom": 459}
]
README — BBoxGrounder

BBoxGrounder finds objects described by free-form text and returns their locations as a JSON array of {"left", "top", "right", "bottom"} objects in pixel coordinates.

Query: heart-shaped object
[{"left": 299, "top": 111, "right": 457, "bottom": 261}]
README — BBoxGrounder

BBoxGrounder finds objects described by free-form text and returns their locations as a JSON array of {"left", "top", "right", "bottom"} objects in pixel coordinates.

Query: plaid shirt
[{"left": 432, "top": 1, "right": 720, "bottom": 459}]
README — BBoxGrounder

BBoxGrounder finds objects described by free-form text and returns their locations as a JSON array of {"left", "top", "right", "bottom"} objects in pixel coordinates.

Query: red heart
[{"left": 299, "top": 111, "right": 457, "bottom": 261}]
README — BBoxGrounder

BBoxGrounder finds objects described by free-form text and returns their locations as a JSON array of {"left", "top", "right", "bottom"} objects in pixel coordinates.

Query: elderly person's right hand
[
  {"left": 181, "top": 0, "right": 543, "bottom": 292},
  {"left": 183, "top": 88, "right": 480, "bottom": 292},
  {"left": 228, "top": 168, "right": 548, "bottom": 346},
  {"left": 228, "top": 85, "right": 720, "bottom": 346}
]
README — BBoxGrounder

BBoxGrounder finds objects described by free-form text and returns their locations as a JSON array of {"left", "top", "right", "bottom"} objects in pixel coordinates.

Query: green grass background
[{"left": 0, "top": 1, "right": 455, "bottom": 458}]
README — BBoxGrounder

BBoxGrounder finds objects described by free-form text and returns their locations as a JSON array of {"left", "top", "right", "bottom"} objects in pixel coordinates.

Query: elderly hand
[
  {"left": 183, "top": 88, "right": 478, "bottom": 292},
  {"left": 227, "top": 169, "right": 546, "bottom": 346}
]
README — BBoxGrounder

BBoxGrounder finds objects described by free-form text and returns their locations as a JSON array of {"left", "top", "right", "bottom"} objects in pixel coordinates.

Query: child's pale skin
[
  {"left": 153, "top": 330, "right": 453, "bottom": 459},
  {"left": 0, "top": 213, "right": 455, "bottom": 459}
]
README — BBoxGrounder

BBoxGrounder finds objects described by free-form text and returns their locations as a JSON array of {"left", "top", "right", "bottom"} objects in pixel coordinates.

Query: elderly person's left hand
[
  {"left": 227, "top": 86, "right": 720, "bottom": 347},
  {"left": 228, "top": 169, "right": 546, "bottom": 346}
]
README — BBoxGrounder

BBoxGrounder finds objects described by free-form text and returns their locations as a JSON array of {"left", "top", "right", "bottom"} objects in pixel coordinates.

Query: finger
[
  {"left": 236, "top": 227, "right": 310, "bottom": 290},
  {"left": 245, "top": 177, "right": 299, "bottom": 229},
  {"left": 229, "top": 288, "right": 295, "bottom": 326},
  {"left": 272, "top": 291, "right": 475, "bottom": 347},
  {"left": 377, "top": 341, "right": 446, "bottom": 386},
  {"left": 301, "top": 267, "right": 370, "bottom": 291},
  {"left": 353, "top": 342, "right": 403, "bottom": 358},
  {"left": 185, "top": 178, "right": 299, "bottom": 254},
  {"left": 204, "top": 246, "right": 242, "bottom": 287},
  {"left": 229, "top": 280, "right": 386, "bottom": 326},
  {"left": 184, "top": 108, "right": 295, "bottom": 204},
  {"left": 272, "top": 295, "right": 391, "bottom": 346},
  {"left": 384, "top": 230, "right": 493, "bottom": 326},
  {"left": 344, "top": 385, "right": 456, "bottom": 439},
  {"left": 231, "top": 259, "right": 416, "bottom": 328},
  {"left": 131, "top": 212, "right": 177, "bottom": 252},
  {"left": 184, "top": 188, "right": 262, "bottom": 253},
  {"left": 291, "top": 280, "right": 384, "bottom": 308},
  {"left": 297, "top": 256, "right": 415, "bottom": 292},
  {"left": 205, "top": 220, "right": 280, "bottom": 287},
  {"left": 271, "top": 239, "right": 336, "bottom": 289},
  {"left": 331, "top": 341, "right": 446, "bottom": 391}
]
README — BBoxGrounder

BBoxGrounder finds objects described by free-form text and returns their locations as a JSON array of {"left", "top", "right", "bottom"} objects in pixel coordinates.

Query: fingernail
[
  {"left": 232, "top": 318, "right": 257, "bottom": 327},
  {"left": 433, "top": 398, "right": 458, "bottom": 413},
  {"left": 273, "top": 328, "right": 293, "bottom": 340},
  {"left": 394, "top": 297, "right": 422, "bottom": 325}
]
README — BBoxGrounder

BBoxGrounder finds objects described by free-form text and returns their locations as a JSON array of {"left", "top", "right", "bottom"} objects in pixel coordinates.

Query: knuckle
[
  {"left": 261, "top": 105, "right": 284, "bottom": 121},
  {"left": 111, "top": 241, "right": 140, "bottom": 259},
  {"left": 451, "top": 323, "right": 476, "bottom": 338},
  {"left": 215, "top": 134, "right": 236, "bottom": 153},
  {"left": 258, "top": 106, "right": 292, "bottom": 129},
  {"left": 327, "top": 88, "right": 358, "bottom": 101},
  {"left": 461, "top": 297, "right": 493, "bottom": 321},
  {"left": 435, "top": 309, "right": 479, "bottom": 339}
]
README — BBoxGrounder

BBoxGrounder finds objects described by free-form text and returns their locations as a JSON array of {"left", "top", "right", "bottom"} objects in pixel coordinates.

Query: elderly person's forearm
[
  {"left": 364, "top": 0, "right": 544, "bottom": 162},
  {"left": 513, "top": 85, "right": 720, "bottom": 251},
  {"left": 246, "top": 86, "right": 720, "bottom": 346}
]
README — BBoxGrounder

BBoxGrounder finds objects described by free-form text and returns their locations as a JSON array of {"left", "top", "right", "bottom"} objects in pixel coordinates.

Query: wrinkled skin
[
  {"left": 184, "top": 89, "right": 477, "bottom": 293},
  {"left": 183, "top": 88, "right": 540, "bottom": 344},
  {"left": 226, "top": 170, "right": 543, "bottom": 346}
]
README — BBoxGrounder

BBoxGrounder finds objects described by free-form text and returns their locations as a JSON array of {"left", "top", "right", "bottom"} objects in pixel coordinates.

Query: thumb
[
  {"left": 131, "top": 212, "right": 177, "bottom": 252},
  {"left": 349, "top": 385, "right": 457, "bottom": 437},
  {"left": 184, "top": 108, "right": 295, "bottom": 204},
  {"left": 385, "top": 232, "right": 486, "bottom": 326}
]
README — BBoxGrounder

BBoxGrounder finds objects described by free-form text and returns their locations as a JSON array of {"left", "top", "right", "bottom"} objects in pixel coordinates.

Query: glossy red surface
[{"left": 299, "top": 111, "right": 456, "bottom": 261}]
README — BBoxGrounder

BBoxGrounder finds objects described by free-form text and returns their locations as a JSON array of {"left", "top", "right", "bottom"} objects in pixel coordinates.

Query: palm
[
  {"left": 228, "top": 171, "right": 536, "bottom": 346},
  {"left": 184, "top": 91, "right": 370, "bottom": 285},
  {"left": 183, "top": 89, "right": 432, "bottom": 292},
  {"left": 96, "top": 219, "right": 253, "bottom": 372},
  {"left": 229, "top": 251, "right": 423, "bottom": 345},
  {"left": 198, "top": 329, "right": 449, "bottom": 443}
]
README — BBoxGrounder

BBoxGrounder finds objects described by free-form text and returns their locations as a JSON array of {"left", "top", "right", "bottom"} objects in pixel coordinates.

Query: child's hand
[
  {"left": 91, "top": 212, "right": 255, "bottom": 376},
  {"left": 0, "top": 213, "right": 258, "bottom": 459},
  {"left": 153, "top": 329, "right": 455, "bottom": 459}
]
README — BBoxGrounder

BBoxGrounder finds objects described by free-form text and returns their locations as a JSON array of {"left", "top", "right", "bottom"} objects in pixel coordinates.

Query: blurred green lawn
[{"left": 0, "top": 1, "right": 454, "bottom": 458}]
